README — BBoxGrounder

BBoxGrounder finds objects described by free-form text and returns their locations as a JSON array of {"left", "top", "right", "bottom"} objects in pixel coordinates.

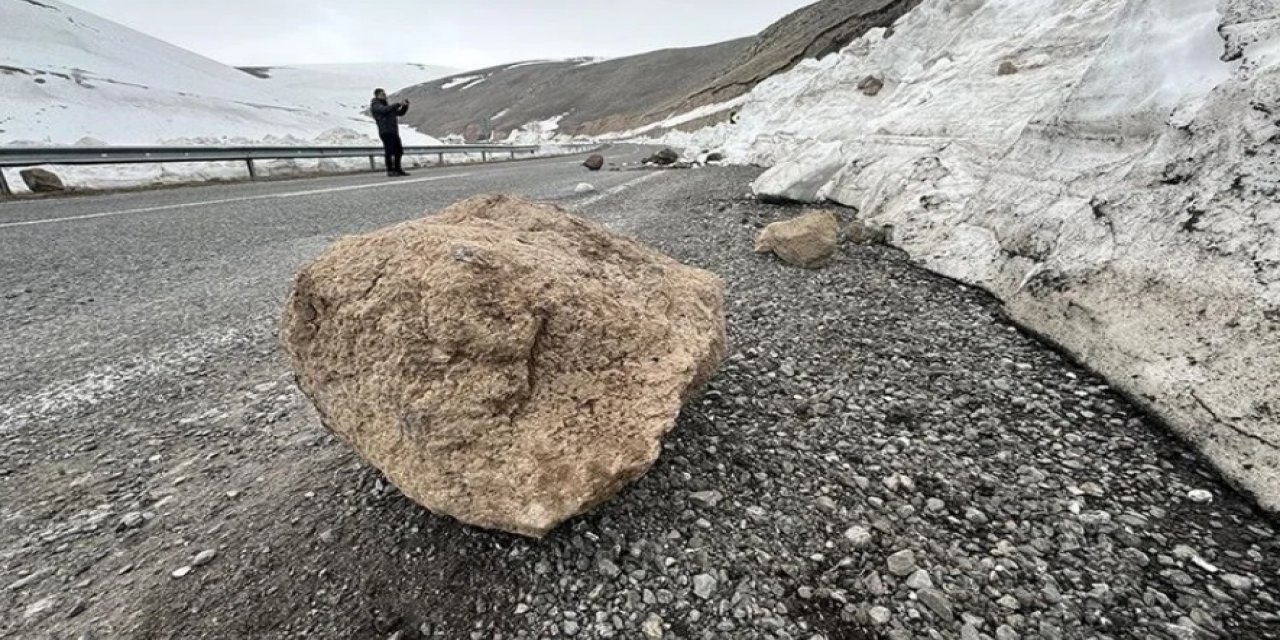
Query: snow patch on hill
[
  {"left": 0, "top": 0, "right": 442, "bottom": 146},
  {"left": 661, "top": 0, "right": 1280, "bottom": 509},
  {"left": 237, "top": 62, "right": 458, "bottom": 118},
  {"left": 441, "top": 75, "right": 485, "bottom": 90}
]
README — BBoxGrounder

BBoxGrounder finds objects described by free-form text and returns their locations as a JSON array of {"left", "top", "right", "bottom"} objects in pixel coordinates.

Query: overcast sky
[{"left": 60, "top": 0, "right": 817, "bottom": 70}]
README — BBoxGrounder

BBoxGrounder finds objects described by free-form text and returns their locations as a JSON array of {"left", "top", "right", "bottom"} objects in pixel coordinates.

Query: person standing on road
[{"left": 371, "top": 88, "right": 410, "bottom": 177}]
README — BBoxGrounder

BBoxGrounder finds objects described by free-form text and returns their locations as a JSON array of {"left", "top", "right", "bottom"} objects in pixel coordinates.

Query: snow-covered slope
[
  {"left": 236, "top": 63, "right": 459, "bottom": 119},
  {"left": 0, "top": 0, "right": 438, "bottom": 145},
  {"left": 666, "top": 0, "right": 1280, "bottom": 510}
]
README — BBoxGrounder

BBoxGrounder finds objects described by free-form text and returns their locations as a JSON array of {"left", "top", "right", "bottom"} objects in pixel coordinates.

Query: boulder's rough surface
[
  {"left": 281, "top": 195, "right": 727, "bottom": 537},
  {"left": 754, "top": 211, "right": 840, "bottom": 268},
  {"left": 583, "top": 154, "right": 605, "bottom": 171},
  {"left": 20, "top": 168, "right": 64, "bottom": 193}
]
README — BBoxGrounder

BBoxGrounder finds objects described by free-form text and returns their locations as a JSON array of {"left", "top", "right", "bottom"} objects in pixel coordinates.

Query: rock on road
[{"left": 1, "top": 148, "right": 1278, "bottom": 640}]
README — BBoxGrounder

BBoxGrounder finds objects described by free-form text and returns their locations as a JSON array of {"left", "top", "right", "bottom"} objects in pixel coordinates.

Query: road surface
[{"left": 1, "top": 150, "right": 1277, "bottom": 640}]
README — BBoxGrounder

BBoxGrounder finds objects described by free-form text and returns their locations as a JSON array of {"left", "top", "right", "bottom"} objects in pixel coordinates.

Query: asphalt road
[
  {"left": 0, "top": 147, "right": 660, "bottom": 422},
  {"left": 3, "top": 151, "right": 1277, "bottom": 640}
]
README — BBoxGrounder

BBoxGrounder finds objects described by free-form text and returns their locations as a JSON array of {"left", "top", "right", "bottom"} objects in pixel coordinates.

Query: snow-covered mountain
[
  {"left": 0, "top": 0, "right": 444, "bottom": 145},
  {"left": 236, "top": 63, "right": 459, "bottom": 119},
  {"left": 663, "top": 0, "right": 1280, "bottom": 510}
]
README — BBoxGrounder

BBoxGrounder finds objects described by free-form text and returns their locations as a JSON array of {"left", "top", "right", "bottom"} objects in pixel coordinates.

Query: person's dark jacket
[{"left": 371, "top": 98, "right": 409, "bottom": 135}]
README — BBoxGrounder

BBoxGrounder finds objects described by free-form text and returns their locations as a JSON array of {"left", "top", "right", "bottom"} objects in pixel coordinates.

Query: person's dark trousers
[{"left": 379, "top": 132, "right": 404, "bottom": 175}]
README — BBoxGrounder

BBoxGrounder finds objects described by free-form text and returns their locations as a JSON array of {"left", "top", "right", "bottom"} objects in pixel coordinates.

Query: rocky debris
[
  {"left": 644, "top": 148, "right": 680, "bottom": 166},
  {"left": 858, "top": 75, "right": 884, "bottom": 96},
  {"left": 281, "top": 195, "right": 726, "bottom": 537},
  {"left": 705, "top": 152, "right": 725, "bottom": 164},
  {"left": 754, "top": 210, "right": 840, "bottom": 268},
  {"left": 998, "top": 60, "right": 1019, "bottom": 75},
  {"left": 170, "top": 566, "right": 192, "bottom": 579},
  {"left": 583, "top": 154, "right": 605, "bottom": 171},
  {"left": 847, "top": 220, "right": 888, "bottom": 245},
  {"left": 574, "top": 182, "right": 596, "bottom": 194},
  {"left": 20, "top": 168, "right": 65, "bottom": 193}
]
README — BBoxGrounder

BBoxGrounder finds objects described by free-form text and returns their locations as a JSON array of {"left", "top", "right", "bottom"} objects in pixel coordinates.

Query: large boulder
[
  {"left": 644, "top": 148, "right": 680, "bottom": 166},
  {"left": 754, "top": 211, "right": 841, "bottom": 269},
  {"left": 583, "top": 154, "right": 605, "bottom": 171},
  {"left": 20, "top": 168, "right": 64, "bottom": 193},
  {"left": 281, "top": 195, "right": 727, "bottom": 537}
]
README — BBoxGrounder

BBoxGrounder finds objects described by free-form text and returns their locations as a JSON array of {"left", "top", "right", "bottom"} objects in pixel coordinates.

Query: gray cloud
[{"left": 60, "top": 0, "right": 817, "bottom": 70}]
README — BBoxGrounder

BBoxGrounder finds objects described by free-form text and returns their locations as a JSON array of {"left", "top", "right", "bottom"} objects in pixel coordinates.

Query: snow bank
[
  {"left": 504, "top": 114, "right": 570, "bottom": 145},
  {"left": 666, "top": 0, "right": 1280, "bottom": 509}
]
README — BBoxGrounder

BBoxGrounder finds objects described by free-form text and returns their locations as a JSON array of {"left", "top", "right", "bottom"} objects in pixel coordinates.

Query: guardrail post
[
  {"left": 481, "top": 151, "right": 488, "bottom": 163},
  {"left": 0, "top": 170, "right": 11, "bottom": 197},
  {"left": 509, "top": 150, "right": 515, "bottom": 160},
  {"left": 437, "top": 152, "right": 445, "bottom": 166},
  {"left": 246, "top": 159, "right": 257, "bottom": 180},
  {"left": 369, "top": 156, "right": 376, "bottom": 171}
]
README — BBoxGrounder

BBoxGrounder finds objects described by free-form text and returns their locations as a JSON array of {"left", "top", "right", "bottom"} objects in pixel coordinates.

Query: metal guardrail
[{"left": 0, "top": 143, "right": 597, "bottom": 195}]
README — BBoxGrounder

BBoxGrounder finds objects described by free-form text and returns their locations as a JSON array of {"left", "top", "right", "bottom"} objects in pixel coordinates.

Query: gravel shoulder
[{"left": 1, "top": 165, "right": 1277, "bottom": 640}]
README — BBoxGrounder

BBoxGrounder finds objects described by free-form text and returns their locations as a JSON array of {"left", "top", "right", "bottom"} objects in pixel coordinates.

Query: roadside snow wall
[{"left": 672, "top": 0, "right": 1280, "bottom": 509}]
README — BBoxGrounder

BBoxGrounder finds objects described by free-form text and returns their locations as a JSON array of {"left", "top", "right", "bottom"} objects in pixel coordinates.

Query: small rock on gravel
[
  {"left": 1221, "top": 574, "right": 1253, "bottom": 592},
  {"left": 192, "top": 549, "right": 218, "bottom": 566},
  {"left": 689, "top": 490, "right": 723, "bottom": 508},
  {"left": 692, "top": 573, "right": 718, "bottom": 600},
  {"left": 868, "top": 606, "right": 892, "bottom": 625},
  {"left": 171, "top": 566, "right": 192, "bottom": 579},
  {"left": 844, "top": 525, "right": 873, "bottom": 547},
  {"left": 996, "top": 625, "right": 1021, "bottom": 640},
  {"left": 906, "top": 569, "right": 934, "bottom": 590},
  {"left": 918, "top": 588, "right": 954, "bottom": 621},
  {"left": 1187, "top": 489, "right": 1214, "bottom": 503},
  {"left": 641, "top": 614, "right": 664, "bottom": 639},
  {"left": 887, "top": 549, "right": 917, "bottom": 576},
  {"left": 119, "top": 512, "right": 145, "bottom": 529},
  {"left": 23, "top": 596, "right": 58, "bottom": 621},
  {"left": 997, "top": 594, "right": 1020, "bottom": 610}
]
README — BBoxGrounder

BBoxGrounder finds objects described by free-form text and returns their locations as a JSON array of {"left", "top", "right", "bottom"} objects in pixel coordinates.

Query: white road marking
[
  {"left": 0, "top": 173, "right": 473, "bottom": 229},
  {"left": 575, "top": 171, "right": 666, "bottom": 209}
]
